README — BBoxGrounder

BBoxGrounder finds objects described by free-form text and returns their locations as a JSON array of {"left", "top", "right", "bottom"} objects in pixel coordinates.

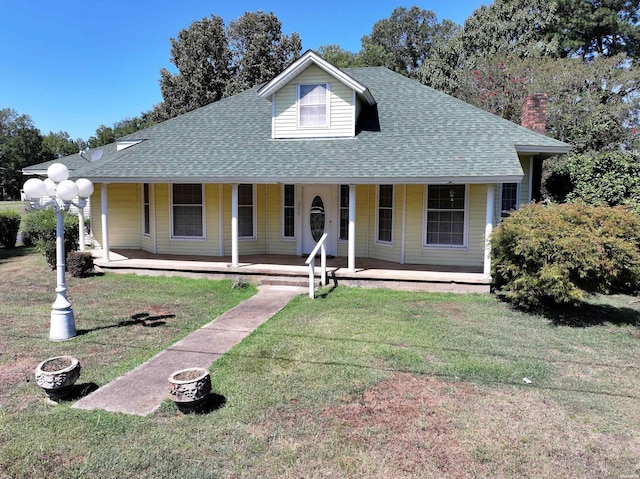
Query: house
[{"left": 25, "top": 51, "right": 570, "bottom": 285}]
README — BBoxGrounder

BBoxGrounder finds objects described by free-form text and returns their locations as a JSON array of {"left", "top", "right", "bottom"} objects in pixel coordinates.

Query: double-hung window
[
  {"left": 283, "top": 184, "right": 295, "bottom": 238},
  {"left": 377, "top": 185, "right": 393, "bottom": 243},
  {"left": 425, "top": 185, "right": 466, "bottom": 247},
  {"left": 500, "top": 183, "right": 519, "bottom": 217},
  {"left": 172, "top": 184, "right": 203, "bottom": 238},
  {"left": 298, "top": 83, "right": 328, "bottom": 127},
  {"left": 238, "top": 184, "right": 255, "bottom": 238},
  {"left": 143, "top": 183, "right": 150, "bottom": 236},
  {"left": 339, "top": 185, "right": 349, "bottom": 240}
]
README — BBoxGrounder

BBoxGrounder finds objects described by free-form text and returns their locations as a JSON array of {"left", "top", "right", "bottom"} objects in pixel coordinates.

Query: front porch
[{"left": 93, "top": 249, "right": 491, "bottom": 293}]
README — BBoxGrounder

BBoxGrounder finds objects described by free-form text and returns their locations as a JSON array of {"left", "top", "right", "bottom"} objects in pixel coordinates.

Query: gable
[{"left": 272, "top": 65, "right": 357, "bottom": 139}]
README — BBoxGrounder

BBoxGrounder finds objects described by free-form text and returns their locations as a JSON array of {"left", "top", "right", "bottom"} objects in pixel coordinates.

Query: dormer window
[{"left": 298, "top": 83, "right": 329, "bottom": 127}]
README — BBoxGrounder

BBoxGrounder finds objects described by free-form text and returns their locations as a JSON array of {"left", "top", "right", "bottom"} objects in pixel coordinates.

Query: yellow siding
[
  {"left": 273, "top": 65, "right": 355, "bottom": 139},
  {"left": 365, "top": 185, "right": 402, "bottom": 263},
  {"left": 265, "top": 184, "right": 298, "bottom": 255},
  {"left": 90, "top": 183, "right": 141, "bottom": 249},
  {"left": 403, "top": 184, "right": 485, "bottom": 268},
  {"left": 337, "top": 185, "right": 371, "bottom": 258},
  {"left": 221, "top": 184, "right": 266, "bottom": 255},
  {"left": 519, "top": 155, "right": 531, "bottom": 204}
]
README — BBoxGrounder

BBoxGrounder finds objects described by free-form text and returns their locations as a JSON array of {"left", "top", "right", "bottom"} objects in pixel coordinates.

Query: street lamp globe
[
  {"left": 57, "top": 180, "right": 79, "bottom": 202},
  {"left": 23, "top": 178, "right": 46, "bottom": 200},
  {"left": 47, "top": 163, "right": 69, "bottom": 183}
]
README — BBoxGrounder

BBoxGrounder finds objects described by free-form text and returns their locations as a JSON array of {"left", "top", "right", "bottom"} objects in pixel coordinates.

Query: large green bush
[
  {"left": 491, "top": 202, "right": 640, "bottom": 309},
  {"left": 22, "top": 209, "right": 80, "bottom": 269},
  {"left": 0, "top": 210, "right": 21, "bottom": 248}
]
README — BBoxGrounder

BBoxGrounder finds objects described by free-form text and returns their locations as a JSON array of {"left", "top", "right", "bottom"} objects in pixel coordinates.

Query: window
[
  {"left": 501, "top": 183, "right": 519, "bottom": 217},
  {"left": 377, "top": 185, "right": 393, "bottom": 243},
  {"left": 339, "top": 185, "right": 349, "bottom": 240},
  {"left": 172, "top": 184, "right": 203, "bottom": 238},
  {"left": 426, "top": 185, "right": 466, "bottom": 247},
  {"left": 283, "top": 184, "right": 295, "bottom": 238},
  {"left": 238, "top": 184, "right": 254, "bottom": 238},
  {"left": 298, "top": 83, "right": 328, "bottom": 127},
  {"left": 143, "top": 184, "right": 150, "bottom": 236}
]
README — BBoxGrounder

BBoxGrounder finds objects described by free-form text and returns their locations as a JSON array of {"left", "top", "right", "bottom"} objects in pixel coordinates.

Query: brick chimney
[{"left": 522, "top": 94, "right": 547, "bottom": 134}]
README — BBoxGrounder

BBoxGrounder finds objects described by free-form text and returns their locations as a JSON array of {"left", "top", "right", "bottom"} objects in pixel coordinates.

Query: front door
[{"left": 302, "top": 185, "right": 337, "bottom": 256}]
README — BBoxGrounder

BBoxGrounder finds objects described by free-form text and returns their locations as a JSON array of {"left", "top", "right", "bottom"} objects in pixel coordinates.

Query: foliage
[
  {"left": 492, "top": 202, "right": 640, "bottom": 309},
  {"left": 42, "top": 131, "right": 85, "bottom": 159},
  {"left": 226, "top": 11, "right": 301, "bottom": 95},
  {"left": 546, "top": 151, "right": 640, "bottom": 210},
  {"left": 360, "top": 6, "right": 459, "bottom": 77},
  {"left": 0, "top": 209, "right": 20, "bottom": 248},
  {"left": 0, "top": 109, "right": 46, "bottom": 200},
  {"left": 66, "top": 251, "right": 94, "bottom": 277},
  {"left": 22, "top": 209, "right": 79, "bottom": 269},
  {"left": 316, "top": 45, "right": 363, "bottom": 68},
  {"left": 552, "top": 0, "right": 640, "bottom": 59}
]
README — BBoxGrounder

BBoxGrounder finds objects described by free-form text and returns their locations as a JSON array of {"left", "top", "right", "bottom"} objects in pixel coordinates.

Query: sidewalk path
[{"left": 72, "top": 285, "right": 303, "bottom": 416}]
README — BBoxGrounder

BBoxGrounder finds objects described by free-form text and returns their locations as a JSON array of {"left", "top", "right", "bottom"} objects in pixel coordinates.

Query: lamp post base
[{"left": 50, "top": 308, "right": 77, "bottom": 341}]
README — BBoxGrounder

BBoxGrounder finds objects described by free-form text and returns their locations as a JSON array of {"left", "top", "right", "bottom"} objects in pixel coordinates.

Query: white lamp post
[{"left": 23, "top": 163, "right": 94, "bottom": 341}]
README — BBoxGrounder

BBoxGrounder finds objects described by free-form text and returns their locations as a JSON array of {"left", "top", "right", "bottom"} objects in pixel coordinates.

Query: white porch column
[
  {"left": 484, "top": 184, "right": 496, "bottom": 278},
  {"left": 231, "top": 183, "right": 239, "bottom": 267},
  {"left": 101, "top": 183, "right": 110, "bottom": 262},
  {"left": 348, "top": 184, "right": 356, "bottom": 272}
]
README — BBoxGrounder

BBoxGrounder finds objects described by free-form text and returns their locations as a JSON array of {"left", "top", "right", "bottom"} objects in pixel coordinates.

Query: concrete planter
[
  {"left": 35, "top": 355, "right": 81, "bottom": 401},
  {"left": 168, "top": 367, "right": 211, "bottom": 413}
]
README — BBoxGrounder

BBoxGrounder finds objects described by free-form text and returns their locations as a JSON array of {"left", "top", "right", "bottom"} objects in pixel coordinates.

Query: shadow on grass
[
  {"left": 44, "top": 382, "right": 100, "bottom": 404},
  {"left": 0, "top": 245, "right": 32, "bottom": 261},
  {"left": 175, "top": 393, "right": 227, "bottom": 415},
  {"left": 537, "top": 302, "right": 639, "bottom": 328},
  {"left": 77, "top": 312, "right": 176, "bottom": 335}
]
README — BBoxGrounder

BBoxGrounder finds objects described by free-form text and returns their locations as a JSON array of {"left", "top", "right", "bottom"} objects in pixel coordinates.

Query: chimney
[{"left": 522, "top": 94, "right": 547, "bottom": 134}]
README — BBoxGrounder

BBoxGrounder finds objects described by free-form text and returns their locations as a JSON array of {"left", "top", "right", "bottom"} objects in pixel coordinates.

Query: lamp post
[{"left": 23, "top": 163, "right": 94, "bottom": 341}]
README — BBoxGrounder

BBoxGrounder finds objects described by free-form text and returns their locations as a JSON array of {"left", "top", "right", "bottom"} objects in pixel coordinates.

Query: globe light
[
  {"left": 44, "top": 178, "right": 57, "bottom": 197},
  {"left": 57, "top": 180, "right": 79, "bottom": 201},
  {"left": 75, "top": 178, "right": 94, "bottom": 198},
  {"left": 47, "top": 163, "right": 69, "bottom": 183},
  {"left": 23, "top": 178, "right": 47, "bottom": 200}
]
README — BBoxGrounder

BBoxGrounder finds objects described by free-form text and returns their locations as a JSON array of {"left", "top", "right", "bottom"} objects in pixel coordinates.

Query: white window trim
[
  {"left": 281, "top": 184, "right": 296, "bottom": 241},
  {"left": 142, "top": 183, "right": 151, "bottom": 238},
  {"left": 296, "top": 83, "right": 330, "bottom": 129},
  {"left": 170, "top": 183, "right": 206, "bottom": 241},
  {"left": 423, "top": 184, "right": 469, "bottom": 249},
  {"left": 499, "top": 182, "right": 521, "bottom": 216},
  {"left": 238, "top": 183, "right": 257, "bottom": 241},
  {"left": 375, "top": 184, "right": 394, "bottom": 246}
]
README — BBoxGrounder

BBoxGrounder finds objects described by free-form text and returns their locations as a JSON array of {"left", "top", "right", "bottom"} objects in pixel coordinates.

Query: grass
[{"left": 1, "top": 247, "right": 639, "bottom": 478}]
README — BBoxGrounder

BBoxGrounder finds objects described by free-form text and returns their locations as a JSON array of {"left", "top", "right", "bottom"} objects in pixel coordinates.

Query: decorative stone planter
[
  {"left": 35, "top": 355, "right": 81, "bottom": 401},
  {"left": 168, "top": 367, "right": 211, "bottom": 413}
]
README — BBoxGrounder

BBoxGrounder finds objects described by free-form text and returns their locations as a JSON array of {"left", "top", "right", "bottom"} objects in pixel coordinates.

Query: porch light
[{"left": 23, "top": 163, "right": 94, "bottom": 341}]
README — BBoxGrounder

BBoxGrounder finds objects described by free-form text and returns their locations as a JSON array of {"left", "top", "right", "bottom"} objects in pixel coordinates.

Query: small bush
[
  {"left": 67, "top": 251, "right": 94, "bottom": 277},
  {"left": 491, "top": 202, "right": 640, "bottom": 309},
  {"left": 0, "top": 210, "right": 21, "bottom": 248},
  {"left": 22, "top": 209, "right": 80, "bottom": 269}
]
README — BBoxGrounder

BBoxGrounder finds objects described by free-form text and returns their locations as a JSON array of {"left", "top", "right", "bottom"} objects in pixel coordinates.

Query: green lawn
[{"left": 1, "top": 247, "right": 639, "bottom": 478}]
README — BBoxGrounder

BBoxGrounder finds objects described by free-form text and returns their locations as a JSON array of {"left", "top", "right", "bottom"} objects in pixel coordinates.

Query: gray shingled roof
[{"left": 36, "top": 67, "right": 571, "bottom": 184}]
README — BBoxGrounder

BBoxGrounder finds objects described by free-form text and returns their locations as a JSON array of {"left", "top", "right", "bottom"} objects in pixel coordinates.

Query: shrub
[
  {"left": 0, "top": 210, "right": 21, "bottom": 248},
  {"left": 491, "top": 202, "right": 640, "bottom": 309},
  {"left": 22, "top": 209, "right": 80, "bottom": 269},
  {"left": 67, "top": 251, "right": 94, "bottom": 277}
]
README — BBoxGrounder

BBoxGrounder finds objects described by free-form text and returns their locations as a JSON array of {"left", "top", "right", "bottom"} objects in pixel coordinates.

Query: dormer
[{"left": 258, "top": 50, "right": 376, "bottom": 139}]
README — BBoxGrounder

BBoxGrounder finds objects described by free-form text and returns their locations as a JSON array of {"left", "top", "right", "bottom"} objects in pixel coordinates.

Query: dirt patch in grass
[{"left": 272, "top": 373, "right": 640, "bottom": 478}]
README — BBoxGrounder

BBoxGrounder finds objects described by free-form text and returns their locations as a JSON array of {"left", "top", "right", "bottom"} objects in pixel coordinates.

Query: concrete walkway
[{"left": 72, "top": 285, "right": 303, "bottom": 416}]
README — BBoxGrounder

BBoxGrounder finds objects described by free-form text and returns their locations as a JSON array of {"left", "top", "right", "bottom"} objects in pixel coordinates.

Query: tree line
[{"left": 2, "top": 1, "right": 639, "bottom": 204}]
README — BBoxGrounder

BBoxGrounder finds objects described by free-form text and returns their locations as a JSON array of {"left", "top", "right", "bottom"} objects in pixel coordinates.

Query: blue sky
[{"left": 0, "top": 1, "right": 486, "bottom": 141}]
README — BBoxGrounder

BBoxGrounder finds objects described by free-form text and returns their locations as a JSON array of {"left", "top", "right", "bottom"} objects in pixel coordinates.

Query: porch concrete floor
[{"left": 92, "top": 249, "right": 491, "bottom": 293}]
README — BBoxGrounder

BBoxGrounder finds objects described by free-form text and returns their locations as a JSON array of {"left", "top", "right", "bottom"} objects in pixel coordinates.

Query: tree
[
  {"left": 42, "top": 131, "right": 84, "bottom": 159},
  {"left": 552, "top": 0, "right": 640, "bottom": 59},
  {"left": 546, "top": 151, "right": 640, "bottom": 210},
  {"left": 0, "top": 109, "right": 45, "bottom": 200},
  {"left": 226, "top": 11, "right": 301, "bottom": 94},
  {"left": 316, "top": 45, "right": 362, "bottom": 68},
  {"left": 360, "top": 6, "right": 460, "bottom": 77},
  {"left": 158, "top": 14, "right": 231, "bottom": 118}
]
